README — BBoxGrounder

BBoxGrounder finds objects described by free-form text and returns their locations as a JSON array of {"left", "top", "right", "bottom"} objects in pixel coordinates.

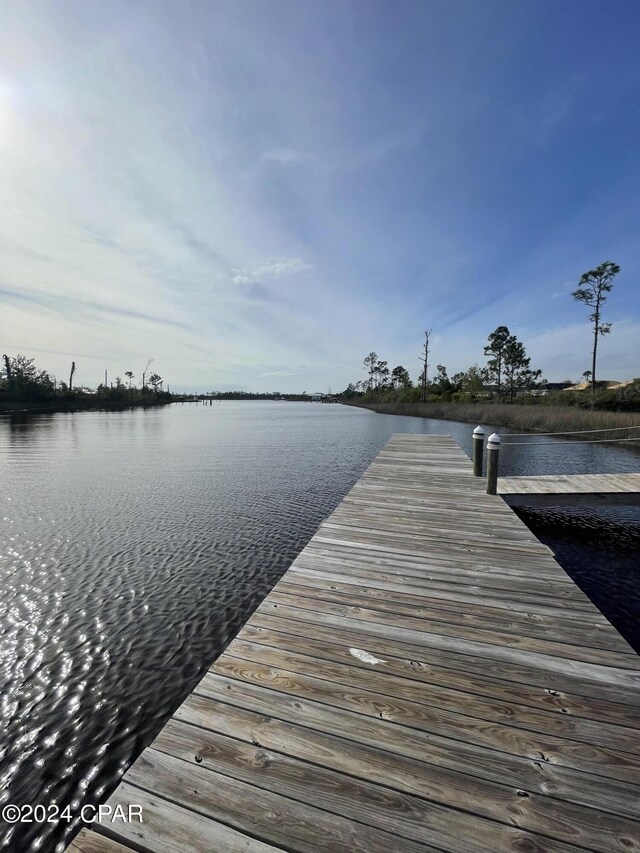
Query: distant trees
[
  {"left": 347, "top": 260, "right": 623, "bottom": 407},
  {"left": 148, "top": 373, "right": 163, "bottom": 393},
  {"left": 376, "top": 360, "right": 389, "bottom": 388},
  {"left": 572, "top": 261, "right": 619, "bottom": 392},
  {"left": 0, "top": 354, "right": 55, "bottom": 402},
  {"left": 125, "top": 371, "right": 134, "bottom": 401},
  {"left": 0, "top": 354, "right": 171, "bottom": 408},
  {"left": 348, "top": 323, "right": 548, "bottom": 405},
  {"left": 432, "top": 364, "right": 452, "bottom": 395},
  {"left": 501, "top": 336, "right": 542, "bottom": 402},
  {"left": 363, "top": 352, "right": 378, "bottom": 391},
  {"left": 483, "top": 326, "right": 511, "bottom": 397},
  {"left": 362, "top": 352, "right": 400, "bottom": 391},
  {"left": 356, "top": 354, "right": 413, "bottom": 396},
  {"left": 391, "top": 365, "right": 412, "bottom": 389},
  {"left": 483, "top": 327, "right": 542, "bottom": 401},
  {"left": 450, "top": 364, "right": 485, "bottom": 399}
]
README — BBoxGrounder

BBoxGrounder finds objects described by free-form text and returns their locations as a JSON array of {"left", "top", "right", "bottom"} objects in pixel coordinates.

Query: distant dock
[{"left": 71, "top": 434, "right": 640, "bottom": 853}]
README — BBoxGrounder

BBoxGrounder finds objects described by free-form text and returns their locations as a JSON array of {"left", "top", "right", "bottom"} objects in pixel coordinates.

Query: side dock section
[{"left": 72, "top": 434, "right": 640, "bottom": 853}]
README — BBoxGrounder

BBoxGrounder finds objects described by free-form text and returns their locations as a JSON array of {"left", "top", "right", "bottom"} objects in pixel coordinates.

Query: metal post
[
  {"left": 472, "top": 426, "right": 484, "bottom": 477},
  {"left": 486, "top": 433, "right": 500, "bottom": 495}
]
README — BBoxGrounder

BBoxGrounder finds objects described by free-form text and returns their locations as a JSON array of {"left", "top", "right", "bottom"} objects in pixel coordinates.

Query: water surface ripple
[{"left": 0, "top": 403, "right": 638, "bottom": 851}]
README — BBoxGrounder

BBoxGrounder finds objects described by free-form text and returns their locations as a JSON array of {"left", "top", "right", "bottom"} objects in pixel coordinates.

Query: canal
[{"left": 1, "top": 402, "right": 638, "bottom": 851}]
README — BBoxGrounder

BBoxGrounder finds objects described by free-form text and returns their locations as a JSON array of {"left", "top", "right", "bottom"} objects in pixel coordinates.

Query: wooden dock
[
  {"left": 499, "top": 472, "right": 640, "bottom": 495},
  {"left": 71, "top": 434, "right": 640, "bottom": 853}
]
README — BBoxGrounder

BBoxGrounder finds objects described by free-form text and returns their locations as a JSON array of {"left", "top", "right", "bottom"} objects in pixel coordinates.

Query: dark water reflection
[
  {"left": 511, "top": 500, "right": 640, "bottom": 653},
  {"left": 0, "top": 403, "right": 638, "bottom": 851}
]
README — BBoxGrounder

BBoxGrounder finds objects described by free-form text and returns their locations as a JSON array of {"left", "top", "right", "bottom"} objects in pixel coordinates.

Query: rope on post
[
  {"left": 472, "top": 426, "right": 484, "bottom": 477},
  {"left": 486, "top": 433, "right": 500, "bottom": 495}
]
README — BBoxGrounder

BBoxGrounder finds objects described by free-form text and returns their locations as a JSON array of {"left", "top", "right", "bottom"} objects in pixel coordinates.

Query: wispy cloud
[
  {"left": 260, "top": 147, "right": 305, "bottom": 166},
  {"left": 261, "top": 368, "right": 303, "bottom": 377},
  {"left": 231, "top": 258, "right": 313, "bottom": 285}
]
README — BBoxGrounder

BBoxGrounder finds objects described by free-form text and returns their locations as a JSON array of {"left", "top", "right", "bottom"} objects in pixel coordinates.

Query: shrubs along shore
[{"left": 345, "top": 399, "right": 640, "bottom": 441}]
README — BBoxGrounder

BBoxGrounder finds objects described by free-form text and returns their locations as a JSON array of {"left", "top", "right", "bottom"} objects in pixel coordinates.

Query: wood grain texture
[
  {"left": 499, "top": 473, "right": 640, "bottom": 494},
  {"left": 237, "top": 622, "right": 640, "bottom": 727},
  {"left": 76, "top": 434, "right": 640, "bottom": 853},
  {"left": 68, "top": 832, "right": 138, "bottom": 853},
  {"left": 92, "top": 782, "right": 284, "bottom": 853},
  {"left": 148, "top": 718, "right": 635, "bottom": 853},
  {"left": 221, "top": 638, "right": 640, "bottom": 753},
  {"left": 172, "top": 695, "right": 640, "bottom": 821}
]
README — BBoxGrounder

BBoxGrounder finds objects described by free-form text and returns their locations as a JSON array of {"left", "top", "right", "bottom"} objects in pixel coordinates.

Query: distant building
[
  {"left": 526, "top": 382, "right": 573, "bottom": 397},
  {"left": 563, "top": 380, "right": 623, "bottom": 392},
  {"left": 541, "top": 381, "right": 575, "bottom": 393}
]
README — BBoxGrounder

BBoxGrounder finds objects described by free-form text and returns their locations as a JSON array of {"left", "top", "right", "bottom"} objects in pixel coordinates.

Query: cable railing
[
  {"left": 503, "top": 424, "right": 640, "bottom": 438},
  {"left": 501, "top": 436, "right": 640, "bottom": 446},
  {"left": 470, "top": 425, "right": 640, "bottom": 495}
]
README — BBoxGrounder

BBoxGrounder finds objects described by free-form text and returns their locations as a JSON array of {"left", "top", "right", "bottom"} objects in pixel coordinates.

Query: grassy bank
[{"left": 345, "top": 399, "right": 640, "bottom": 440}]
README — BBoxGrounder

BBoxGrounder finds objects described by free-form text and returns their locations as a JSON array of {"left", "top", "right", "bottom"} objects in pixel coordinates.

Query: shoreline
[
  {"left": 343, "top": 399, "right": 640, "bottom": 440},
  {"left": 0, "top": 399, "right": 173, "bottom": 416}
]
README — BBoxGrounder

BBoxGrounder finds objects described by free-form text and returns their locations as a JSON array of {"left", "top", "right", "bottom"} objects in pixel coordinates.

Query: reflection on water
[
  {"left": 0, "top": 403, "right": 638, "bottom": 851},
  {"left": 513, "top": 501, "right": 640, "bottom": 653}
]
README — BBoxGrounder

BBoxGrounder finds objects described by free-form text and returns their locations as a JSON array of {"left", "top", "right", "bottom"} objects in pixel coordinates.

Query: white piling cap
[
  {"left": 473, "top": 425, "right": 484, "bottom": 436},
  {"left": 487, "top": 432, "right": 501, "bottom": 446}
]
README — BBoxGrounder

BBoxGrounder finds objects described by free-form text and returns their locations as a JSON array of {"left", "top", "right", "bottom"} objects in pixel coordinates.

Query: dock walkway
[
  {"left": 498, "top": 472, "right": 640, "bottom": 495},
  {"left": 72, "top": 434, "right": 640, "bottom": 853}
]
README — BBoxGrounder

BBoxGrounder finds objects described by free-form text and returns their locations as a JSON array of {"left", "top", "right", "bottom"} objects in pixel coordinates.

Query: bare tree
[
  {"left": 419, "top": 330, "right": 431, "bottom": 402},
  {"left": 141, "top": 359, "right": 154, "bottom": 393}
]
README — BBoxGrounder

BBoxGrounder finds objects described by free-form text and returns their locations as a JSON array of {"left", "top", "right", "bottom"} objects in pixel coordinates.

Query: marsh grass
[{"left": 346, "top": 400, "right": 640, "bottom": 441}]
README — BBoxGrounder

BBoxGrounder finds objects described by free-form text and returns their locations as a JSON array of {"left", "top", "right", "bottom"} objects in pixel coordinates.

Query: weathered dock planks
[
  {"left": 72, "top": 434, "right": 640, "bottom": 853},
  {"left": 499, "top": 472, "right": 640, "bottom": 494}
]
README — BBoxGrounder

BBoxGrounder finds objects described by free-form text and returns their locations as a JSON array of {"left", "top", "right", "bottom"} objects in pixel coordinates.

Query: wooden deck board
[
  {"left": 499, "top": 473, "right": 640, "bottom": 494},
  {"left": 68, "top": 832, "right": 138, "bottom": 853},
  {"left": 72, "top": 435, "right": 640, "bottom": 853}
]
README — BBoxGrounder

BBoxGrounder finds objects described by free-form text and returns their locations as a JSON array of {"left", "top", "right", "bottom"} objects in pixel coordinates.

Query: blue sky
[{"left": 1, "top": 0, "right": 639, "bottom": 392}]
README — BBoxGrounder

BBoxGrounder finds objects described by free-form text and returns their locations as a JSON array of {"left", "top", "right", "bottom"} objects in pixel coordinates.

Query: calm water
[{"left": 1, "top": 402, "right": 639, "bottom": 851}]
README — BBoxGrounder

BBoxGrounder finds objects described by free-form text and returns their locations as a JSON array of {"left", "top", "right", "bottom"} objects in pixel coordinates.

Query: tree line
[
  {"left": 344, "top": 323, "right": 544, "bottom": 404},
  {"left": 0, "top": 353, "right": 170, "bottom": 407},
  {"left": 343, "top": 261, "right": 623, "bottom": 403}
]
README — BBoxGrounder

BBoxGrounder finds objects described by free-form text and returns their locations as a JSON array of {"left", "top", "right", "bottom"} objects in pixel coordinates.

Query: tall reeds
[{"left": 346, "top": 400, "right": 640, "bottom": 441}]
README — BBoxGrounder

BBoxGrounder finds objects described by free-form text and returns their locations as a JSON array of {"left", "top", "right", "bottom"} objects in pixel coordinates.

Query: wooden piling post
[
  {"left": 486, "top": 433, "right": 500, "bottom": 494},
  {"left": 472, "top": 426, "right": 484, "bottom": 477}
]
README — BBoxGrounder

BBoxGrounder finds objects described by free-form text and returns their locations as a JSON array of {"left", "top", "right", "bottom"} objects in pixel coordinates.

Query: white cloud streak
[{"left": 231, "top": 258, "right": 313, "bottom": 285}]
